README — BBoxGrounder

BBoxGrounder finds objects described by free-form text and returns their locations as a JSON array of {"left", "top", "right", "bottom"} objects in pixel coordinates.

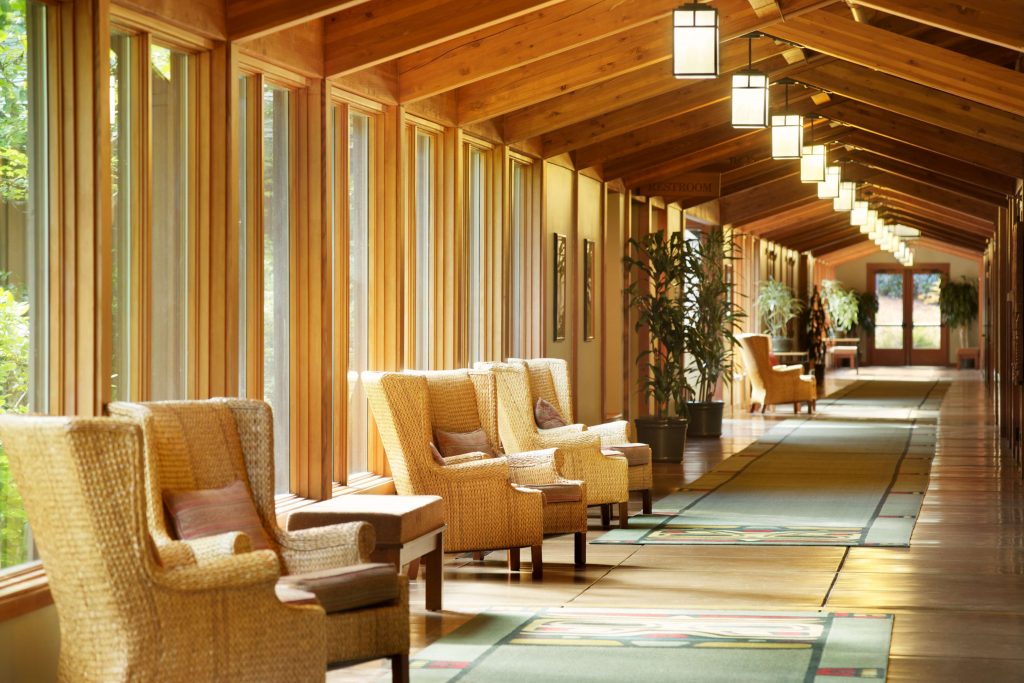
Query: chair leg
[
  {"left": 472, "top": 551, "right": 484, "bottom": 562},
  {"left": 793, "top": 402, "right": 799, "bottom": 414},
  {"left": 574, "top": 531, "right": 586, "bottom": 568},
  {"left": 749, "top": 402, "right": 758, "bottom": 414},
  {"left": 618, "top": 502, "right": 629, "bottom": 528},
  {"left": 425, "top": 539, "right": 443, "bottom": 612},
  {"left": 406, "top": 558, "right": 421, "bottom": 580},
  {"left": 600, "top": 504, "right": 610, "bottom": 529},
  {"left": 391, "top": 654, "right": 410, "bottom": 683},
  {"left": 508, "top": 547, "right": 520, "bottom": 572},
  {"left": 531, "top": 545, "right": 543, "bottom": 580},
  {"left": 642, "top": 489, "right": 653, "bottom": 515},
  {"left": 760, "top": 403, "right": 767, "bottom": 414}
]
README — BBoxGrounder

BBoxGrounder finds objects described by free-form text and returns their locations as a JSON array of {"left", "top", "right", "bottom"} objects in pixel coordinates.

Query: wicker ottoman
[{"left": 287, "top": 495, "right": 445, "bottom": 611}]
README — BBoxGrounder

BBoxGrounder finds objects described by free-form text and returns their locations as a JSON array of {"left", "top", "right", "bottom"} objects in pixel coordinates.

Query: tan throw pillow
[
  {"left": 434, "top": 427, "right": 494, "bottom": 458},
  {"left": 534, "top": 397, "right": 568, "bottom": 430},
  {"left": 163, "top": 479, "right": 272, "bottom": 551}
]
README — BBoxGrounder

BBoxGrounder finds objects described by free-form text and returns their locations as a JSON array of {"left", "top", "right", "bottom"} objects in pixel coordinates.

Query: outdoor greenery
[
  {"left": 756, "top": 278, "right": 803, "bottom": 339},
  {"left": 939, "top": 276, "right": 979, "bottom": 347},
  {"left": 821, "top": 279, "right": 860, "bottom": 335},
  {"left": 624, "top": 230, "right": 691, "bottom": 417},
  {"left": 806, "top": 285, "right": 827, "bottom": 368},
  {"left": 684, "top": 228, "right": 744, "bottom": 404}
]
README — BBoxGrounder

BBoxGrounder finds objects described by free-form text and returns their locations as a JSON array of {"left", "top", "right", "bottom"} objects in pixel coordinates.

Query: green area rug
[
  {"left": 595, "top": 380, "right": 948, "bottom": 547},
  {"left": 410, "top": 607, "right": 893, "bottom": 682}
]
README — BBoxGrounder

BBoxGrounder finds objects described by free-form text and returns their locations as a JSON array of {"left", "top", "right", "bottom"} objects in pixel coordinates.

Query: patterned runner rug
[
  {"left": 410, "top": 607, "right": 893, "bottom": 682},
  {"left": 594, "top": 380, "right": 948, "bottom": 547}
]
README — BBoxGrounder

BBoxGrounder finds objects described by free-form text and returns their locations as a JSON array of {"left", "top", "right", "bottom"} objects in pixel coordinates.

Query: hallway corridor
[{"left": 335, "top": 368, "right": 1024, "bottom": 681}]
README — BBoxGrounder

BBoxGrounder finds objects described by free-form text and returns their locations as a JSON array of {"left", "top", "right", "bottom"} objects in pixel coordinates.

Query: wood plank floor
[{"left": 331, "top": 367, "right": 1024, "bottom": 681}]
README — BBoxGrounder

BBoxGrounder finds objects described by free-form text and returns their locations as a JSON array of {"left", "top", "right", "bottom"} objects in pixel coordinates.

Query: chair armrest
[
  {"left": 535, "top": 429, "right": 602, "bottom": 451},
  {"left": 506, "top": 448, "right": 562, "bottom": 486},
  {"left": 771, "top": 364, "right": 804, "bottom": 376},
  {"left": 155, "top": 540, "right": 198, "bottom": 569},
  {"left": 540, "top": 423, "right": 585, "bottom": 437},
  {"left": 438, "top": 455, "right": 512, "bottom": 482},
  {"left": 186, "top": 532, "right": 254, "bottom": 562},
  {"left": 586, "top": 420, "right": 634, "bottom": 446},
  {"left": 276, "top": 520, "right": 375, "bottom": 573},
  {"left": 442, "top": 451, "right": 489, "bottom": 465},
  {"left": 156, "top": 549, "right": 282, "bottom": 593}
]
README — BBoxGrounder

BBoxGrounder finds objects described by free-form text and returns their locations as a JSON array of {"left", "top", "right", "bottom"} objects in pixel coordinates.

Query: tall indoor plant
[
  {"left": 623, "top": 230, "right": 690, "bottom": 462},
  {"left": 757, "top": 279, "right": 803, "bottom": 352},
  {"left": 683, "top": 228, "right": 744, "bottom": 437},
  {"left": 806, "top": 285, "right": 828, "bottom": 389},
  {"left": 939, "top": 276, "right": 979, "bottom": 348},
  {"left": 821, "top": 279, "right": 860, "bottom": 336}
]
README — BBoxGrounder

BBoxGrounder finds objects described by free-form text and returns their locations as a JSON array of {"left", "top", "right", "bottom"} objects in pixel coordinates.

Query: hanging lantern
[
  {"left": 833, "top": 181, "right": 856, "bottom": 212},
  {"left": 673, "top": 4, "right": 719, "bottom": 79},
  {"left": 851, "top": 201, "right": 869, "bottom": 227},
  {"left": 800, "top": 115, "right": 826, "bottom": 182},
  {"left": 771, "top": 79, "right": 802, "bottom": 159},
  {"left": 731, "top": 35, "right": 768, "bottom": 128},
  {"left": 817, "top": 165, "right": 841, "bottom": 199}
]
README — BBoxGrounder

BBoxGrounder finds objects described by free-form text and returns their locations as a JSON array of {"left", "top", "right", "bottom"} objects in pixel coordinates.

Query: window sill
[{"left": 0, "top": 475, "right": 396, "bottom": 623}]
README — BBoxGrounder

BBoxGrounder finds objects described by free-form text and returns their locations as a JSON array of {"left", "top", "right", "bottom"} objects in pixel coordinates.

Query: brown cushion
[
  {"left": 163, "top": 480, "right": 272, "bottom": 550},
  {"left": 286, "top": 494, "right": 445, "bottom": 545},
  {"left": 532, "top": 482, "right": 583, "bottom": 504},
  {"left": 434, "top": 427, "right": 494, "bottom": 458},
  {"left": 534, "top": 398, "right": 568, "bottom": 429},
  {"left": 278, "top": 562, "right": 400, "bottom": 613},
  {"left": 603, "top": 443, "right": 652, "bottom": 467}
]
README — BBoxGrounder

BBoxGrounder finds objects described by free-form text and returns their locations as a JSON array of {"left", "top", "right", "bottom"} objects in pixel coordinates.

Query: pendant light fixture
[
  {"left": 673, "top": 3, "right": 719, "bottom": 79},
  {"left": 771, "top": 78, "right": 802, "bottom": 159},
  {"left": 817, "top": 165, "right": 841, "bottom": 199},
  {"left": 833, "top": 181, "right": 856, "bottom": 212},
  {"left": 800, "top": 115, "right": 826, "bottom": 183},
  {"left": 850, "top": 200, "right": 869, "bottom": 227},
  {"left": 731, "top": 34, "right": 768, "bottom": 128}
]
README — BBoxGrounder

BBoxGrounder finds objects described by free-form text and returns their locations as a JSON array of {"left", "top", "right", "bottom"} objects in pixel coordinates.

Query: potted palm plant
[
  {"left": 757, "top": 279, "right": 803, "bottom": 352},
  {"left": 683, "top": 228, "right": 744, "bottom": 437},
  {"left": 623, "top": 230, "right": 690, "bottom": 463},
  {"left": 939, "top": 276, "right": 979, "bottom": 349},
  {"left": 821, "top": 279, "right": 860, "bottom": 336},
  {"left": 806, "top": 286, "right": 827, "bottom": 389}
]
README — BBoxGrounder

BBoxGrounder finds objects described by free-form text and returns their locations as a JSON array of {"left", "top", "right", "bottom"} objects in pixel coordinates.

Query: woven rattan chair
[
  {"left": 512, "top": 357, "right": 654, "bottom": 515},
  {"left": 0, "top": 415, "right": 327, "bottom": 683},
  {"left": 477, "top": 362, "right": 631, "bottom": 528},
  {"left": 737, "top": 333, "right": 817, "bottom": 414},
  {"left": 108, "top": 400, "right": 409, "bottom": 680},
  {"left": 364, "top": 370, "right": 574, "bottom": 577}
]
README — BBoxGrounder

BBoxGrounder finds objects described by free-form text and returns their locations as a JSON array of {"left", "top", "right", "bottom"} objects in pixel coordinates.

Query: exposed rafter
[
  {"left": 849, "top": 0, "right": 1023, "bottom": 51},
  {"left": 227, "top": 0, "right": 369, "bottom": 41}
]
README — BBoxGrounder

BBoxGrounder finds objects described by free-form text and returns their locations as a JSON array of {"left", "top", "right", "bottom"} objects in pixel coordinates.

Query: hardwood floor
[{"left": 330, "top": 367, "right": 1024, "bottom": 681}]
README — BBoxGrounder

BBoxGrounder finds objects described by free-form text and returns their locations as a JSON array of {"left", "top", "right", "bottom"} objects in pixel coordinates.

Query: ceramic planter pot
[
  {"left": 771, "top": 336, "right": 793, "bottom": 353},
  {"left": 634, "top": 415, "right": 688, "bottom": 463},
  {"left": 685, "top": 401, "right": 724, "bottom": 438}
]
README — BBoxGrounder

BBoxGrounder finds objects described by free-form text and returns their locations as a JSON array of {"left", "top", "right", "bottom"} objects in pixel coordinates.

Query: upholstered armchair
[
  {"left": 736, "top": 333, "right": 817, "bottom": 414},
  {"left": 108, "top": 400, "right": 409, "bottom": 679},
  {"left": 478, "top": 362, "right": 631, "bottom": 528},
  {"left": 0, "top": 415, "right": 326, "bottom": 683},
  {"left": 512, "top": 357, "right": 654, "bottom": 514}
]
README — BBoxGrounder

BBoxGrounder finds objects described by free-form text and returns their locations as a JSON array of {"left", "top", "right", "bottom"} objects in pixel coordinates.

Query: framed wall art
[
  {"left": 583, "top": 239, "right": 595, "bottom": 341},
  {"left": 553, "top": 233, "right": 567, "bottom": 341}
]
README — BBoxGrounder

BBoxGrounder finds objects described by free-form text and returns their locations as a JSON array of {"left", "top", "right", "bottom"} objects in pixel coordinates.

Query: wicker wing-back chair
[
  {"left": 737, "top": 333, "right": 816, "bottom": 414},
  {"left": 478, "top": 362, "right": 630, "bottom": 527},
  {"left": 363, "top": 371, "right": 549, "bottom": 577},
  {"left": 107, "top": 400, "right": 409, "bottom": 677},
  {"left": 513, "top": 357, "right": 654, "bottom": 514},
  {"left": 0, "top": 416, "right": 326, "bottom": 683}
]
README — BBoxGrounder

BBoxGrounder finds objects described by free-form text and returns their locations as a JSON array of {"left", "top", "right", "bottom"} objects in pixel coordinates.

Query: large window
[
  {"left": 466, "top": 144, "right": 487, "bottom": 364},
  {"left": 262, "top": 83, "right": 291, "bottom": 492},
  {"left": 0, "top": 0, "right": 48, "bottom": 570},
  {"left": 110, "top": 31, "right": 134, "bottom": 399},
  {"left": 413, "top": 130, "right": 435, "bottom": 369},
  {"left": 507, "top": 157, "right": 533, "bottom": 358}
]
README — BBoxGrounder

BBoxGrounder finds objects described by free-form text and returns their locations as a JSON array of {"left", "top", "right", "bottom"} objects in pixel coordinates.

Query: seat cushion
[
  {"left": 278, "top": 562, "right": 399, "bottom": 613},
  {"left": 534, "top": 398, "right": 568, "bottom": 429},
  {"left": 602, "top": 443, "right": 652, "bottom": 468},
  {"left": 286, "top": 494, "right": 445, "bottom": 545},
  {"left": 434, "top": 427, "right": 494, "bottom": 458},
  {"left": 531, "top": 482, "right": 583, "bottom": 504},
  {"left": 163, "top": 479, "right": 273, "bottom": 550}
]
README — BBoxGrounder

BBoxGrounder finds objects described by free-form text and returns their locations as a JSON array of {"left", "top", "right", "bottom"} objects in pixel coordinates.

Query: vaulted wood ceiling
[{"left": 237, "top": 0, "right": 1024, "bottom": 257}]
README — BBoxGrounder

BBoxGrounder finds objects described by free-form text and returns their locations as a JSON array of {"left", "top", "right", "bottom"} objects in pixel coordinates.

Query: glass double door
[{"left": 870, "top": 265, "right": 948, "bottom": 366}]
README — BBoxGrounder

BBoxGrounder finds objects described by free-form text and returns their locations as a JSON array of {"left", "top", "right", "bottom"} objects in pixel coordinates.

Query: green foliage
[
  {"left": 0, "top": 0, "right": 29, "bottom": 205},
  {"left": 684, "top": 229, "right": 744, "bottom": 404},
  {"left": 806, "top": 286, "right": 827, "bottom": 365},
  {"left": 756, "top": 279, "right": 803, "bottom": 339},
  {"left": 821, "top": 279, "right": 860, "bottom": 334},
  {"left": 857, "top": 291, "right": 878, "bottom": 334},
  {"left": 623, "top": 231, "right": 691, "bottom": 417},
  {"left": 939, "top": 276, "right": 978, "bottom": 347},
  {"left": 0, "top": 280, "right": 30, "bottom": 568}
]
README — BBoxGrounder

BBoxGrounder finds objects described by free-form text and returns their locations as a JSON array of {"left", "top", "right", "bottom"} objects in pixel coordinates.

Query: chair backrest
[
  {"left": 736, "top": 333, "right": 771, "bottom": 394},
  {"left": 476, "top": 361, "right": 541, "bottom": 454},
  {"left": 0, "top": 416, "right": 156, "bottom": 667},
  {"left": 107, "top": 400, "right": 279, "bottom": 551},
  {"left": 511, "top": 357, "right": 575, "bottom": 424},
  {"left": 362, "top": 371, "right": 438, "bottom": 495},
  {"left": 413, "top": 368, "right": 502, "bottom": 455}
]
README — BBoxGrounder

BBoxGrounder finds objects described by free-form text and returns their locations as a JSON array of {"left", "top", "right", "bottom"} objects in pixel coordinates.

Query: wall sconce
[
  {"left": 673, "top": 3, "right": 719, "bottom": 79},
  {"left": 732, "top": 34, "right": 768, "bottom": 128},
  {"left": 817, "top": 165, "right": 840, "bottom": 199},
  {"left": 771, "top": 79, "right": 802, "bottom": 159}
]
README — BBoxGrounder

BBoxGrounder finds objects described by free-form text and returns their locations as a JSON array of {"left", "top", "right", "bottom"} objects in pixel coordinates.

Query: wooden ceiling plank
[
  {"left": 721, "top": 159, "right": 802, "bottom": 196},
  {"left": 793, "top": 60, "right": 1024, "bottom": 153},
  {"left": 323, "top": 0, "right": 564, "bottom": 77},
  {"left": 736, "top": 200, "right": 837, "bottom": 235},
  {"left": 228, "top": 0, "right": 369, "bottom": 41},
  {"left": 858, "top": 168, "right": 998, "bottom": 223},
  {"left": 871, "top": 192, "right": 993, "bottom": 235},
  {"left": 846, "top": 150, "right": 1007, "bottom": 207},
  {"left": 849, "top": 0, "right": 1023, "bottom": 51},
  {"left": 767, "top": 11, "right": 1024, "bottom": 116},
  {"left": 815, "top": 241, "right": 882, "bottom": 265},
  {"left": 721, "top": 174, "right": 822, "bottom": 225}
]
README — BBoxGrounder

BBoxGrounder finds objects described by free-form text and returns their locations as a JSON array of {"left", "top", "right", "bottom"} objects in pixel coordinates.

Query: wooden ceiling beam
[
  {"left": 818, "top": 100, "right": 1024, "bottom": 178},
  {"left": 878, "top": 214, "right": 988, "bottom": 251},
  {"left": 323, "top": 0, "right": 564, "bottom": 77},
  {"left": 721, "top": 158, "right": 802, "bottom": 196},
  {"left": 845, "top": 150, "right": 1007, "bottom": 207},
  {"left": 753, "top": 211, "right": 849, "bottom": 242},
  {"left": 791, "top": 59, "right": 1024, "bottom": 153},
  {"left": 228, "top": 0, "right": 369, "bottom": 40},
  {"left": 868, "top": 192, "right": 994, "bottom": 235},
  {"left": 849, "top": 0, "right": 1023, "bottom": 51},
  {"left": 735, "top": 199, "right": 838, "bottom": 236},
  {"left": 397, "top": 0, "right": 684, "bottom": 103},
  {"left": 815, "top": 241, "right": 883, "bottom": 265},
  {"left": 721, "top": 174, "right": 822, "bottom": 226},
  {"left": 855, "top": 167, "right": 998, "bottom": 223},
  {"left": 786, "top": 226, "right": 866, "bottom": 254},
  {"left": 767, "top": 11, "right": 1024, "bottom": 116}
]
